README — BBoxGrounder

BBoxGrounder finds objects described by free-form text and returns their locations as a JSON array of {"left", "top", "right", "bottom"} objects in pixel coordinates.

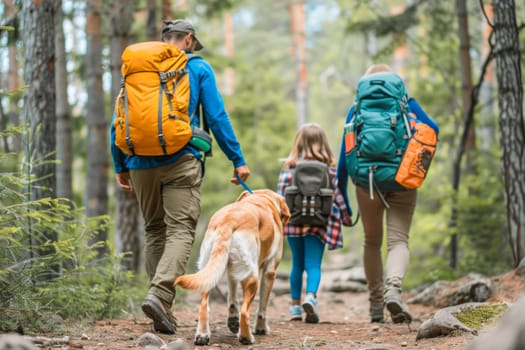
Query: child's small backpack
[
  {"left": 344, "top": 72, "right": 437, "bottom": 201},
  {"left": 113, "top": 41, "right": 193, "bottom": 156},
  {"left": 284, "top": 160, "right": 334, "bottom": 226}
]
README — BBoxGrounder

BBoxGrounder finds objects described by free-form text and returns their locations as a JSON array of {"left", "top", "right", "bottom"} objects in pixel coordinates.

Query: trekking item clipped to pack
[
  {"left": 189, "top": 124, "right": 212, "bottom": 153},
  {"left": 344, "top": 72, "right": 437, "bottom": 196},
  {"left": 395, "top": 121, "right": 437, "bottom": 189},
  {"left": 188, "top": 103, "right": 213, "bottom": 155},
  {"left": 114, "top": 41, "right": 193, "bottom": 156},
  {"left": 285, "top": 160, "right": 334, "bottom": 226}
]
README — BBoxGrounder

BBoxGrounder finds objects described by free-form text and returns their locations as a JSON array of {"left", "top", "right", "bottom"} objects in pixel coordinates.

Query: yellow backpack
[{"left": 114, "top": 41, "right": 192, "bottom": 156}]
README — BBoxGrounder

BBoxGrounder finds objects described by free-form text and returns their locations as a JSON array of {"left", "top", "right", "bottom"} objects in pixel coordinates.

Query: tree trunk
[
  {"left": 4, "top": 0, "right": 21, "bottom": 153},
  {"left": 223, "top": 11, "right": 235, "bottom": 96},
  {"left": 85, "top": 0, "right": 109, "bottom": 258},
  {"left": 448, "top": 0, "right": 477, "bottom": 269},
  {"left": 110, "top": 0, "right": 143, "bottom": 273},
  {"left": 479, "top": 2, "right": 495, "bottom": 151},
  {"left": 0, "top": 92, "right": 8, "bottom": 153},
  {"left": 162, "top": 0, "right": 172, "bottom": 20},
  {"left": 146, "top": 0, "right": 158, "bottom": 41},
  {"left": 22, "top": 0, "right": 57, "bottom": 199},
  {"left": 493, "top": 0, "right": 525, "bottom": 266},
  {"left": 456, "top": 0, "right": 476, "bottom": 155},
  {"left": 22, "top": 0, "right": 58, "bottom": 277},
  {"left": 55, "top": 0, "right": 73, "bottom": 202},
  {"left": 290, "top": 1, "right": 307, "bottom": 129},
  {"left": 391, "top": 5, "right": 408, "bottom": 76}
]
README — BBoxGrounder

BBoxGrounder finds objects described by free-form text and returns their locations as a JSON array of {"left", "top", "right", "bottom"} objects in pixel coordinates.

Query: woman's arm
[{"left": 408, "top": 98, "right": 440, "bottom": 136}]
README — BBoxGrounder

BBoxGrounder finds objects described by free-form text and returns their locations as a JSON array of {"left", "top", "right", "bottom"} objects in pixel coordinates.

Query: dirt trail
[
  {"left": 67, "top": 290, "right": 476, "bottom": 350},
  {"left": 33, "top": 268, "right": 524, "bottom": 349}
]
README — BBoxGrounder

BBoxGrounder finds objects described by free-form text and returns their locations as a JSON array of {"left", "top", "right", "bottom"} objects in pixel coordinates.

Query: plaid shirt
[{"left": 277, "top": 164, "right": 352, "bottom": 250}]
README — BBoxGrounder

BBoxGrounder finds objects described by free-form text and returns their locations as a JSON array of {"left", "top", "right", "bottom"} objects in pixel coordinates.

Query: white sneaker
[{"left": 302, "top": 296, "right": 319, "bottom": 324}]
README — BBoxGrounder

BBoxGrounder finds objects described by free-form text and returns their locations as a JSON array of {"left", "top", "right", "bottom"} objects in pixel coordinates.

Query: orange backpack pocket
[{"left": 395, "top": 123, "right": 437, "bottom": 189}]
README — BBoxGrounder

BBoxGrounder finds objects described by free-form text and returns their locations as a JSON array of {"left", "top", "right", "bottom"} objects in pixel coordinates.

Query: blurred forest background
[{"left": 1, "top": 0, "right": 525, "bottom": 333}]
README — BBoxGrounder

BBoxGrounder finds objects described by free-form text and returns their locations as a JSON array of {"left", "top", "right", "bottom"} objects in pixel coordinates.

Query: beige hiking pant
[
  {"left": 355, "top": 187, "right": 417, "bottom": 303},
  {"left": 130, "top": 154, "right": 203, "bottom": 306}
]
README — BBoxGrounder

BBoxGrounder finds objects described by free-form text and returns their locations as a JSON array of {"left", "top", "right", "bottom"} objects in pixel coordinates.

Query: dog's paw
[
  {"left": 254, "top": 324, "right": 270, "bottom": 335},
  {"left": 227, "top": 316, "right": 239, "bottom": 333},
  {"left": 254, "top": 314, "right": 270, "bottom": 335},
  {"left": 194, "top": 334, "right": 210, "bottom": 346},
  {"left": 238, "top": 334, "right": 254, "bottom": 345},
  {"left": 255, "top": 328, "right": 268, "bottom": 335}
]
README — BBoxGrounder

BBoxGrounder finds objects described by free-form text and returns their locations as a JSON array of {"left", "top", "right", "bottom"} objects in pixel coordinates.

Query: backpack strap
[
  {"left": 374, "top": 182, "right": 390, "bottom": 209},
  {"left": 157, "top": 72, "right": 170, "bottom": 155},
  {"left": 119, "top": 76, "right": 135, "bottom": 155},
  {"left": 352, "top": 211, "right": 361, "bottom": 226},
  {"left": 367, "top": 166, "right": 390, "bottom": 209},
  {"left": 186, "top": 53, "right": 213, "bottom": 158}
]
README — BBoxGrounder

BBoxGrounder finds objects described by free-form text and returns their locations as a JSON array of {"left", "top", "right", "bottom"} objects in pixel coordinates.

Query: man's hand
[
  {"left": 231, "top": 165, "right": 250, "bottom": 185},
  {"left": 115, "top": 172, "right": 134, "bottom": 193}
]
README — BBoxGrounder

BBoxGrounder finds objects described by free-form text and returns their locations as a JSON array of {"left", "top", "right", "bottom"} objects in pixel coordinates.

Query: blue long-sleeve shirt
[
  {"left": 335, "top": 98, "right": 439, "bottom": 211},
  {"left": 110, "top": 55, "right": 246, "bottom": 173}
]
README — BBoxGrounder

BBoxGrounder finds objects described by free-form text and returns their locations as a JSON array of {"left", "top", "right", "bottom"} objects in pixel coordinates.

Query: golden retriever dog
[{"left": 174, "top": 189, "right": 290, "bottom": 346}]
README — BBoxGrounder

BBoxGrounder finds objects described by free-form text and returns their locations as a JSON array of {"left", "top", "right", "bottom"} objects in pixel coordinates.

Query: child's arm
[{"left": 276, "top": 166, "right": 292, "bottom": 196}]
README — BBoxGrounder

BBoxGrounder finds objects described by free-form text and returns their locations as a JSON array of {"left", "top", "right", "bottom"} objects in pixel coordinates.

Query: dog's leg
[
  {"left": 255, "top": 265, "right": 276, "bottom": 335},
  {"left": 227, "top": 271, "right": 240, "bottom": 333},
  {"left": 194, "top": 291, "right": 211, "bottom": 346},
  {"left": 238, "top": 275, "right": 258, "bottom": 345}
]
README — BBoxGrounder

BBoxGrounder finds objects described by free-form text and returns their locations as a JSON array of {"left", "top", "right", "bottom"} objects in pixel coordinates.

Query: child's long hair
[{"left": 284, "top": 123, "right": 335, "bottom": 168}]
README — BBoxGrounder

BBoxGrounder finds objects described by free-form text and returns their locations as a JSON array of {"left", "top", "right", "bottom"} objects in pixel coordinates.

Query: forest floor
[{"left": 29, "top": 267, "right": 525, "bottom": 350}]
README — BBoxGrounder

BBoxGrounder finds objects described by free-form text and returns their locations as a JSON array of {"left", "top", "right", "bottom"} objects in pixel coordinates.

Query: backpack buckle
[
  {"left": 301, "top": 197, "right": 307, "bottom": 216},
  {"left": 309, "top": 197, "right": 315, "bottom": 216},
  {"left": 390, "top": 116, "right": 396, "bottom": 128},
  {"left": 158, "top": 133, "right": 166, "bottom": 146},
  {"left": 159, "top": 72, "right": 168, "bottom": 84},
  {"left": 125, "top": 136, "right": 135, "bottom": 155}
]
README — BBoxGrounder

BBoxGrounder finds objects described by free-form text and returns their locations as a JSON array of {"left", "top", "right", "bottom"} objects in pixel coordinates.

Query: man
[{"left": 110, "top": 19, "right": 250, "bottom": 334}]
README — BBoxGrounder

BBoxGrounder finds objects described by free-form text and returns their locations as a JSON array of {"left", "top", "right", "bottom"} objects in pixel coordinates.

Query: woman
[{"left": 336, "top": 64, "right": 439, "bottom": 323}]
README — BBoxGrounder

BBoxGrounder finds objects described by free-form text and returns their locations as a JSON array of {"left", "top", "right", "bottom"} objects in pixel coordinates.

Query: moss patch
[{"left": 454, "top": 303, "right": 508, "bottom": 330}]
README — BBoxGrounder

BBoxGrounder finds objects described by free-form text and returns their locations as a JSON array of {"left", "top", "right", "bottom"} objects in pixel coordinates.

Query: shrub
[{"left": 0, "top": 151, "right": 142, "bottom": 334}]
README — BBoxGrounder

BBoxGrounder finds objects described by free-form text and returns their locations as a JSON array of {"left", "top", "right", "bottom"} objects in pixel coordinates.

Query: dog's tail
[{"left": 174, "top": 224, "right": 233, "bottom": 292}]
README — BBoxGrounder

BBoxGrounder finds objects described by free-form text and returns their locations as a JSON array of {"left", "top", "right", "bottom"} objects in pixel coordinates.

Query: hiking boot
[
  {"left": 369, "top": 303, "right": 384, "bottom": 323},
  {"left": 141, "top": 294, "right": 177, "bottom": 334},
  {"left": 289, "top": 304, "right": 302, "bottom": 321},
  {"left": 384, "top": 288, "right": 412, "bottom": 324},
  {"left": 302, "top": 295, "right": 319, "bottom": 324},
  {"left": 368, "top": 283, "right": 385, "bottom": 323}
]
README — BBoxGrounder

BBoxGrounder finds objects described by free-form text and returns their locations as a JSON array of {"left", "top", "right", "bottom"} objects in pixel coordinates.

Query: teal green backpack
[{"left": 344, "top": 72, "right": 414, "bottom": 201}]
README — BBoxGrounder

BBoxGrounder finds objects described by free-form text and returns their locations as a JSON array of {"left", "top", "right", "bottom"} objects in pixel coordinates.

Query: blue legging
[{"left": 287, "top": 235, "right": 326, "bottom": 300}]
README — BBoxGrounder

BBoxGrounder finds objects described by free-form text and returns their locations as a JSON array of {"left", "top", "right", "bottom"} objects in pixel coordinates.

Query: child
[{"left": 277, "top": 123, "right": 352, "bottom": 323}]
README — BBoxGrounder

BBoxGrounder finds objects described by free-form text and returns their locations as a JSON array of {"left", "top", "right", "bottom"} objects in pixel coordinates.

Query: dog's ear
[{"left": 278, "top": 194, "right": 291, "bottom": 224}]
